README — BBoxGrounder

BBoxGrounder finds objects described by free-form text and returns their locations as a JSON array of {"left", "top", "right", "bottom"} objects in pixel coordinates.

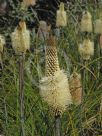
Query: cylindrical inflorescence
[
  {"left": 11, "top": 21, "right": 30, "bottom": 55},
  {"left": 45, "top": 36, "right": 60, "bottom": 76},
  {"left": 79, "top": 38, "right": 94, "bottom": 60},
  {"left": 94, "top": 19, "right": 102, "bottom": 34},
  {"left": 56, "top": 2, "right": 67, "bottom": 27},
  {"left": 40, "top": 36, "right": 72, "bottom": 115},
  {"left": 80, "top": 11, "right": 92, "bottom": 33},
  {"left": 69, "top": 72, "right": 82, "bottom": 105}
]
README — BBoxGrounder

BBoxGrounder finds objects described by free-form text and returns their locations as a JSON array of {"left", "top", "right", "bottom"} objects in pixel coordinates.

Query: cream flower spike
[
  {"left": 56, "top": 2, "right": 67, "bottom": 27},
  {"left": 94, "top": 19, "right": 102, "bottom": 34},
  {"left": 40, "top": 36, "right": 72, "bottom": 115},
  {"left": 69, "top": 71, "right": 82, "bottom": 105},
  {"left": 45, "top": 36, "right": 60, "bottom": 76},
  {"left": 11, "top": 21, "right": 30, "bottom": 54},
  {"left": 81, "top": 11, "right": 92, "bottom": 32},
  {"left": 79, "top": 39, "right": 94, "bottom": 60}
]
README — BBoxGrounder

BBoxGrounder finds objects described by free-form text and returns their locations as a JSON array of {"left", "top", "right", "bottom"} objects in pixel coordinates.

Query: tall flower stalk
[
  {"left": 94, "top": 10, "right": 102, "bottom": 78},
  {"left": 0, "top": 35, "right": 6, "bottom": 135},
  {"left": 79, "top": 10, "right": 93, "bottom": 135},
  {"left": 40, "top": 36, "right": 72, "bottom": 136},
  {"left": 19, "top": 53, "right": 25, "bottom": 136},
  {"left": 11, "top": 21, "right": 30, "bottom": 136}
]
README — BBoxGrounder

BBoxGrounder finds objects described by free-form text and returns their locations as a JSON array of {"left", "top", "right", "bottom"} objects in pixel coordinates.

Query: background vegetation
[{"left": 0, "top": 0, "right": 102, "bottom": 135}]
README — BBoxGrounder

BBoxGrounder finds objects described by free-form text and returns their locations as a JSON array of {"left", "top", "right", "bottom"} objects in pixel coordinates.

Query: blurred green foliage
[{"left": 0, "top": 0, "right": 102, "bottom": 136}]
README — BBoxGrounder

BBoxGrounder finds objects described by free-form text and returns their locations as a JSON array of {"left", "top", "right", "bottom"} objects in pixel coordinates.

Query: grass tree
[{"left": 40, "top": 36, "right": 72, "bottom": 136}]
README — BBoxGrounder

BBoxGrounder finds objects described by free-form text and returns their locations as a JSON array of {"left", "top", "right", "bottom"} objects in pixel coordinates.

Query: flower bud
[
  {"left": 80, "top": 11, "right": 92, "bottom": 32},
  {"left": 79, "top": 39, "right": 94, "bottom": 60},
  {"left": 56, "top": 2, "right": 67, "bottom": 27},
  {"left": 69, "top": 72, "right": 82, "bottom": 105},
  {"left": 38, "top": 21, "right": 49, "bottom": 41},
  {"left": 94, "top": 19, "right": 102, "bottom": 34},
  {"left": 11, "top": 21, "right": 30, "bottom": 54}
]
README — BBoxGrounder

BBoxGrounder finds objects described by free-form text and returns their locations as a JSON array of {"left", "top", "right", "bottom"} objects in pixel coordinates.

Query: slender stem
[
  {"left": 4, "top": 98, "right": 8, "bottom": 125},
  {"left": 97, "top": 35, "right": 101, "bottom": 78},
  {"left": 100, "top": 97, "right": 102, "bottom": 127},
  {"left": 55, "top": 115, "right": 61, "bottom": 136},
  {"left": 4, "top": 98, "right": 8, "bottom": 135},
  {"left": 80, "top": 60, "right": 87, "bottom": 136},
  {"left": 19, "top": 53, "right": 25, "bottom": 136}
]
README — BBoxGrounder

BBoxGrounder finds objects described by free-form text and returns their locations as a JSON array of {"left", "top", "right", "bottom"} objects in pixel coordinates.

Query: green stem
[
  {"left": 80, "top": 60, "right": 87, "bottom": 135},
  {"left": 97, "top": 35, "right": 101, "bottom": 78},
  {"left": 19, "top": 53, "right": 25, "bottom": 136}
]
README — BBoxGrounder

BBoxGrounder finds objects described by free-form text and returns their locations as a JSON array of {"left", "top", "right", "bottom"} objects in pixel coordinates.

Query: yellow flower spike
[
  {"left": 40, "top": 36, "right": 72, "bottom": 115},
  {"left": 69, "top": 72, "right": 82, "bottom": 106},
  {"left": 94, "top": 19, "right": 102, "bottom": 34},
  {"left": 80, "top": 11, "right": 92, "bottom": 32},
  {"left": 56, "top": 2, "right": 67, "bottom": 27},
  {"left": 11, "top": 21, "right": 30, "bottom": 54},
  {"left": 79, "top": 39, "right": 94, "bottom": 60}
]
